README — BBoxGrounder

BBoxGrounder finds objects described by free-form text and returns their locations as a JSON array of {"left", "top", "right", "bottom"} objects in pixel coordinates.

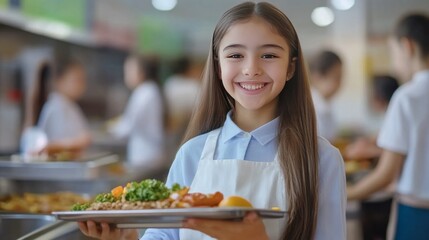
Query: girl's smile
[{"left": 236, "top": 81, "right": 269, "bottom": 93}]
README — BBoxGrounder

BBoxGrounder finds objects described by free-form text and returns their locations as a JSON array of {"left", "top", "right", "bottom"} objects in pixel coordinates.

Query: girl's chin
[{"left": 235, "top": 102, "right": 267, "bottom": 112}]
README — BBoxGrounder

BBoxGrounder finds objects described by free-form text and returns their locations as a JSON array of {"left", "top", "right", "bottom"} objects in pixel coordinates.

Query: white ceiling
[
  {"left": 93, "top": 0, "right": 429, "bottom": 55},
  {"left": 103, "top": 0, "right": 429, "bottom": 34},
  {"left": 3, "top": 0, "right": 427, "bottom": 54}
]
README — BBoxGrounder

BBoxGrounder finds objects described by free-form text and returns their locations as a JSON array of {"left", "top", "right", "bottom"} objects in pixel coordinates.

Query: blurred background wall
[{"left": 0, "top": 0, "right": 428, "bottom": 154}]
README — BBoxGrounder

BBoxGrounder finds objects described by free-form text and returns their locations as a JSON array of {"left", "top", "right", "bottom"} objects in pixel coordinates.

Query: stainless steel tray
[
  {"left": 0, "top": 152, "right": 118, "bottom": 180},
  {"left": 52, "top": 208, "right": 286, "bottom": 228},
  {"left": 0, "top": 213, "right": 57, "bottom": 240}
]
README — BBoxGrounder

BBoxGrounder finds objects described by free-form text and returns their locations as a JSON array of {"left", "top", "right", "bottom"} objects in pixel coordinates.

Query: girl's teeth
[{"left": 239, "top": 83, "right": 265, "bottom": 90}]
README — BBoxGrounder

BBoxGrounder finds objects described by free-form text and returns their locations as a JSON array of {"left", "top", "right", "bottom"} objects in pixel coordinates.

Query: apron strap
[{"left": 200, "top": 128, "right": 221, "bottom": 161}]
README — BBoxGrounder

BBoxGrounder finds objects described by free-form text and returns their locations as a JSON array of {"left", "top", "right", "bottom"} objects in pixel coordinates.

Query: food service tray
[{"left": 53, "top": 207, "right": 286, "bottom": 228}]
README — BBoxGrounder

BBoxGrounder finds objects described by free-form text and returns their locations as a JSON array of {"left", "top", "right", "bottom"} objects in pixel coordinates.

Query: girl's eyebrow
[{"left": 223, "top": 44, "right": 285, "bottom": 52}]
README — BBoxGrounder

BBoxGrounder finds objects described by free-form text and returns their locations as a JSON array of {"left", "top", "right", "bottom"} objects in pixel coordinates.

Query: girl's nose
[{"left": 242, "top": 58, "right": 262, "bottom": 77}]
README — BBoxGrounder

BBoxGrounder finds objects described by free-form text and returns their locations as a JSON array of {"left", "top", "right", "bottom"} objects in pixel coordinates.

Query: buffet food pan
[
  {"left": 0, "top": 213, "right": 56, "bottom": 240},
  {"left": 0, "top": 152, "right": 118, "bottom": 180}
]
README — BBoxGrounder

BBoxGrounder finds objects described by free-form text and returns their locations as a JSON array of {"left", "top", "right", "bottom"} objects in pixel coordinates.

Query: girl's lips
[{"left": 235, "top": 82, "right": 269, "bottom": 94}]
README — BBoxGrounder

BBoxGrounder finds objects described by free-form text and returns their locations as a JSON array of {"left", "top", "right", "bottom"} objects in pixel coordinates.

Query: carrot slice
[{"left": 111, "top": 186, "right": 123, "bottom": 198}]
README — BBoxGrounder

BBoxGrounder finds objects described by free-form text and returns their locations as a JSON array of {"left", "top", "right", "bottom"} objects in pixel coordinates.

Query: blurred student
[
  {"left": 309, "top": 50, "right": 343, "bottom": 141},
  {"left": 22, "top": 57, "right": 91, "bottom": 155},
  {"left": 345, "top": 75, "right": 400, "bottom": 160},
  {"left": 347, "top": 13, "right": 429, "bottom": 240},
  {"left": 346, "top": 75, "right": 399, "bottom": 240},
  {"left": 109, "top": 54, "right": 165, "bottom": 167},
  {"left": 164, "top": 57, "right": 201, "bottom": 133}
]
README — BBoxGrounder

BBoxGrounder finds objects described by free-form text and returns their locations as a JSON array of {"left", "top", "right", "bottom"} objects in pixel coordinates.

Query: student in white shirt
[
  {"left": 309, "top": 50, "right": 343, "bottom": 141},
  {"left": 109, "top": 54, "right": 165, "bottom": 167},
  {"left": 35, "top": 58, "right": 91, "bottom": 154},
  {"left": 79, "top": 2, "right": 346, "bottom": 240},
  {"left": 164, "top": 57, "right": 201, "bottom": 134},
  {"left": 345, "top": 75, "right": 399, "bottom": 240},
  {"left": 347, "top": 13, "right": 429, "bottom": 240},
  {"left": 345, "top": 75, "right": 399, "bottom": 160}
]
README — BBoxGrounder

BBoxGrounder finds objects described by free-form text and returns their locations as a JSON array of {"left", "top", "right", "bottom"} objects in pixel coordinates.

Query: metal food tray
[
  {"left": 53, "top": 208, "right": 287, "bottom": 228},
  {"left": 0, "top": 152, "right": 118, "bottom": 180}
]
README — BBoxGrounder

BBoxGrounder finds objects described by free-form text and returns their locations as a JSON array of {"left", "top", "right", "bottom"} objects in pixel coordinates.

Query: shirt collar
[
  {"left": 50, "top": 92, "right": 70, "bottom": 103},
  {"left": 220, "top": 111, "right": 279, "bottom": 146},
  {"left": 412, "top": 70, "right": 429, "bottom": 85}
]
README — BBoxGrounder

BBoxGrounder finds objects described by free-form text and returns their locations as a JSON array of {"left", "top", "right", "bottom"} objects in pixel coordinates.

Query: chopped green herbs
[
  {"left": 94, "top": 193, "right": 117, "bottom": 203},
  {"left": 71, "top": 203, "right": 90, "bottom": 211},
  {"left": 125, "top": 179, "right": 171, "bottom": 202}
]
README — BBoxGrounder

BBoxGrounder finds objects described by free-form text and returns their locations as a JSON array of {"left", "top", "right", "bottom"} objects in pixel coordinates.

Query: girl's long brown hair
[{"left": 183, "top": 2, "right": 319, "bottom": 239}]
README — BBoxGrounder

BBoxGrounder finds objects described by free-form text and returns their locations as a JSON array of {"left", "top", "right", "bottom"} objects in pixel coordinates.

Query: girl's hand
[
  {"left": 78, "top": 221, "right": 138, "bottom": 240},
  {"left": 182, "top": 212, "right": 269, "bottom": 240}
]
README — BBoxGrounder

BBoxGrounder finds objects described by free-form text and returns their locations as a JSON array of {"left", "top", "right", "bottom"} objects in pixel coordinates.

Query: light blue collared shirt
[{"left": 142, "top": 112, "right": 346, "bottom": 240}]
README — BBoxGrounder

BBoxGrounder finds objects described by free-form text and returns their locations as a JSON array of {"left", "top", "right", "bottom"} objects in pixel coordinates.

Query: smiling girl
[{"left": 79, "top": 2, "right": 346, "bottom": 240}]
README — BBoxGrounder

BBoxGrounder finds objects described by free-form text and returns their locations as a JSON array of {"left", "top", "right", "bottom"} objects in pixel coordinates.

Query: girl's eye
[
  {"left": 261, "top": 54, "right": 277, "bottom": 59},
  {"left": 227, "top": 54, "right": 243, "bottom": 59}
]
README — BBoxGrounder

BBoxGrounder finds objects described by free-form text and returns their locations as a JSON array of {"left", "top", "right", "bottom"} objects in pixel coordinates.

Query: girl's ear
[{"left": 286, "top": 57, "right": 297, "bottom": 81}]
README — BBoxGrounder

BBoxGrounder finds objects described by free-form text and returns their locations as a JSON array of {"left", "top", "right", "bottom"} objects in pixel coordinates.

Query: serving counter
[
  {"left": 0, "top": 151, "right": 168, "bottom": 239},
  {"left": 0, "top": 152, "right": 118, "bottom": 180}
]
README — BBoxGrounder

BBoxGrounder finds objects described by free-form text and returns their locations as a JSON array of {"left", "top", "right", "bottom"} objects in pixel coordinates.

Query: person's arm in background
[
  {"left": 347, "top": 150, "right": 404, "bottom": 200},
  {"left": 44, "top": 133, "right": 91, "bottom": 154},
  {"left": 108, "top": 86, "right": 158, "bottom": 141},
  {"left": 38, "top": 100, "right": 91, "bottom": 154},
  {"left": 348, "top": 90, "right": 407, "bottom": 200},
  {"left": 108, "top": 91, "right": 140, "bottom": 140},
  {"left": 345, "top": 135, "right": 383, "bottom": 160}
]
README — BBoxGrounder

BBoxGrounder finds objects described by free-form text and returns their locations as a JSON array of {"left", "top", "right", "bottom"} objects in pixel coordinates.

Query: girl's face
[
  {"left": 124, "top": 57, "right": 144, "bottom": 89},
  {"left": 218, "top": 17, "right": 295, "bottom": 113}
]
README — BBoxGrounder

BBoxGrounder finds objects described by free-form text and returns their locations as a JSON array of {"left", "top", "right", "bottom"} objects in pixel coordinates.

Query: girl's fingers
[
  {"left": 100, "top": 222, "right": 112, "bottom": 239},
  {"left": 184, "top": 212, "right": 260, "bottom": 230},
  {"left": 77, "top": 222, "right": 88, "bottom": 235},
  {"left": 183, "top": 212, "right": 265, "bottom": 239},
  {"left": 183, "top": 219, "right": 223, "bottom": 237},
  {"left": 87, "top": 221, "right": 101, "bottom": 237},
  {"left": 243, "top": 212, "right": 259, "bottom": 222}
]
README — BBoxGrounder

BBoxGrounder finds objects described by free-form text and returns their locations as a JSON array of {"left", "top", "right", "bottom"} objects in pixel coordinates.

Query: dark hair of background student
[{"left": 394, "top": 13, "right": 429, "bottom": 58}]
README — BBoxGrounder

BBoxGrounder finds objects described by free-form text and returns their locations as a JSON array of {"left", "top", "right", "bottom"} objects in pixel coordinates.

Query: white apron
[{"left": 180, "top": 128, "right": 287, "bottom": 240}]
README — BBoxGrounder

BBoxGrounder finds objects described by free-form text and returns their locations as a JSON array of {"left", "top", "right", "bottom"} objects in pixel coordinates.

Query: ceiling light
[
  {"left": 152, "top": 0, "right": 177, "bottom": 11},
  {"left": 331, "top": 0, "right": 355, "bottom": 10},
  {"left": 311, "top": 7, "right": 335, "bottom": 27}
]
